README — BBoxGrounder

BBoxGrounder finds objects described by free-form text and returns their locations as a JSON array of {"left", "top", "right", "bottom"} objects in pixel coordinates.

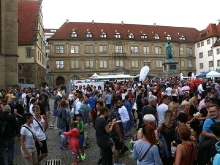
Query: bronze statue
[{"left": 165, "top": 41, "right": 173, "bottom": 59}]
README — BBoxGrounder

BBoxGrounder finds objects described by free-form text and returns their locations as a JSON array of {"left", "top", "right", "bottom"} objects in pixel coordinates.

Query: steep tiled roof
[
  {"left": 196, "top": 23, "right": 219, "bottom": 42},
  {"left": 50, "top": 22, "right": 199, "bottom": 43},
  {"left": 18, "top": 0, "right": 39, "bottom": 44}
]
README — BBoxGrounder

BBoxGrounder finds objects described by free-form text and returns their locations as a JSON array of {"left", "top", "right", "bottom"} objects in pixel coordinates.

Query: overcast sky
[{"left": 42, "top": 0, "right": 220, "bottom": 30}]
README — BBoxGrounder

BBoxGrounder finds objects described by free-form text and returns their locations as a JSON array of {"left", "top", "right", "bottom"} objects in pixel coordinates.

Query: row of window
[
  {"left": 198, "top": 48, "right": 220, "bottom": 58},
  {"left": 55, "top": 60, "right": 193, "bottom": 69},
  {"left": 199, "top": 60, "right": 220, "bottom": 69},
  {"left": 55, "top": 45, "right": 193, "bottom": 55},
  {"left": 197, "top": 39, "right": 211, "bottom": 48},
  {"left": 71, "top": 31, "right": 184, "bottom": 40}
]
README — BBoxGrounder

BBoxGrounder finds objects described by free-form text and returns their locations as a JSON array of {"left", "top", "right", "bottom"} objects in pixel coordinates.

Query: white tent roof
[
  {"left": 206, "top": 70, "right": 220, "bottom": 78},
  {"left": 90, "top": 74, "right": 139, "bottom": 79}
]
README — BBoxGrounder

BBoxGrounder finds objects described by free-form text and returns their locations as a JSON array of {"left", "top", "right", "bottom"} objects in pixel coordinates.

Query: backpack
[
  {"left": 213, "top": 142, "right": 220, "bottom": 165},
  {"left": 197, "top": 118, "right": 217, "bottom": 165}
]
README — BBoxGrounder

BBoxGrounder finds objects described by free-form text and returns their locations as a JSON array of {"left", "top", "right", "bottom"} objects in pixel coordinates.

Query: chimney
[
  {"left": 92, "top": 20, "right": 94, "bottom": 24},
  {"left": 154, "top": 23, "right": 156, "bottom": 27},
  {"left": 121, "top": 21, "right": 124, "bottom": 25},
  {"left": 66, "top": 19, "right": 69, "bottom": 23},
  {"left": 216, "top": 19, "right": 220, "bottom": 25}
]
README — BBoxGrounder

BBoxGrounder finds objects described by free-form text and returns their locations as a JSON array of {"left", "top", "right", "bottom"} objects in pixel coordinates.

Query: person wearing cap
[
  {"left": 7, "top": 95, "right": 16, "bottom": 115},
  {"left": 142, "top": 95, "right": 158, "bottom": 120}
]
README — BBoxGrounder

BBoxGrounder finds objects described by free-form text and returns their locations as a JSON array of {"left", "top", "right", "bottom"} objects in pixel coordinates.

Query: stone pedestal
[{"left": 162, "top": 58, "right": 179, "bottom": 76}]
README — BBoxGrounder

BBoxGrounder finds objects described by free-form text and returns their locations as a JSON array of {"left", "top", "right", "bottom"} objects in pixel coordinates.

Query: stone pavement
[{"left": 11, "top": 99, "right": 136, "bottom": 165}]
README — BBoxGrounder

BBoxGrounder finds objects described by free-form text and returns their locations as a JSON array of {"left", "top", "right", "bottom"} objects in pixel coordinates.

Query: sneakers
[
  {"left": 49, "top": 124, "right": 54, "bottom": 128},
  {"left": 80, "top": 153, "right": 86, "bottom": 160}
]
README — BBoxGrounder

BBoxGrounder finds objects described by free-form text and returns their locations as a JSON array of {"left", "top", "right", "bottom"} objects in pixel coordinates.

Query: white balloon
[{"left": 139, "top": 66, "right": 150, "bottom": 81}]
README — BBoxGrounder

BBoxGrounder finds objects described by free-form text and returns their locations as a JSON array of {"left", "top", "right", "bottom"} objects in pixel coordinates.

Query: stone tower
[{"left": 0, "top": 0, "right": 18, "bottom": 89}]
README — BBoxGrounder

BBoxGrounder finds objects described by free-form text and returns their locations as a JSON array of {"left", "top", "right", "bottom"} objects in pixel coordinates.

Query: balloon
[
  {"left": 180, "top": 73, "right": 183, "bottom": 81},
  {"left": 139, "top": 66, "right": 150, "bottom": 81}
]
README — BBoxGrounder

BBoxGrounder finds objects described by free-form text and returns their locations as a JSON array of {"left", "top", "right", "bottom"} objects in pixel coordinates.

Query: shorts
[
  {"left": 53, "top": 109, "right": 57, "bottom": 117},
  {"left": 113, "top": 138, "right": 122, "bottom": 151},
  {"left": 84, "top": 123, "right": 90, "bottom": 138},
  {"left": 78, "top": 136, "right": 84, "bottom": 149},
  {"left": 35, "top": 139, "right": 48, "bottom": 156},
  {"left": 44, "top": 105, "right": 49, "bottom": 112},
  {"left": 21, "top": 146, "right": 38, "bottom": 165}
]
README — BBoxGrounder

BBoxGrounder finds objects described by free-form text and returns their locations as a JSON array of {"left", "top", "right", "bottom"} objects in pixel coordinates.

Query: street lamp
[{"left": 178, "top": 34, "right": 185, "bottom": 73}]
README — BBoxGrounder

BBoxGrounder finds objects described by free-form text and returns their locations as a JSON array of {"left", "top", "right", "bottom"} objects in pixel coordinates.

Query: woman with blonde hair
[
  {"left": 188, "top": 96, "right": 200, "bottom": 136},
  {"left": 171, "top": 85, "right": 178, "bottom": 103},
  {"left": 157, "top": 110, "right": 176, "bottom": 165},
  {"left": 168, "top": 102, "right": 179, "bottom": 116}
]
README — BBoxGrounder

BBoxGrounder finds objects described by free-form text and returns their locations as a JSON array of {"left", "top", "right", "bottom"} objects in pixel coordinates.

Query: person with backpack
[
  {"left": 197, "top": 104, "right": 220, "bottom": 165},
  {"left": 79, "top": 98, "right": 92, "bottom": 149},
  {"left": 210, "top": 122, "right": 220, "bottom": 165}
]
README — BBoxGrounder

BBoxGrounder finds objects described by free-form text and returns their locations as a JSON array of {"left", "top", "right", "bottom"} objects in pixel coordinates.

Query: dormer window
[
  {"left": 141, "top": 34, "right": 147, "bottom": 39},
  {"left": 100, "top": 32, "right": 107, "bottom": 38},
  {"left": 179, "top": 35, "right": 185, "bottom": 40},
  {"left": 154, "top": 34, "right": 159, "bottom": 39},
  {"left": 165, "top": 34, "right": 171, "bottom": 41},
  {"left": 71, "top": 32, "right": 77, "bottom": 38},
  {"left": 114, "top": 32, "right": 121, "bottom": 38},
  {"left": 128, "top": 33, "right": 134, "bottom": 39},
  {"left": 86, "top": 31, "right": 92, "bottom": 38}
]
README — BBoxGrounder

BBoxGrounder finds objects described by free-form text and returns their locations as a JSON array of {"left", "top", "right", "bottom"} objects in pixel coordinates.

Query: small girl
[{"left": 63, "top": 121, "right": 80, "bottom": 165}]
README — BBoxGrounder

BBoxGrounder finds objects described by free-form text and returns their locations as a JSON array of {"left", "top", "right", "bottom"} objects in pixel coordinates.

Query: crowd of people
[{"left": 0, "top": 77, "right": 220, "bottom": 165}]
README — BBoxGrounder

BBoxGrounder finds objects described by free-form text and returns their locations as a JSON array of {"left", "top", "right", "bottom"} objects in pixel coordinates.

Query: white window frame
[
  {"left": 181, "top": 60, "right": 185, "bottom": 68},
  {"left": 188, "top": 60, "right": 192, "bottom": 68},
  {"left": 131, "top": 60, "right": 138, "bottom": 68},
  {"left": 86, "top": 60, "right": 94, "bottom": 68},
  {"left": 85, "top": 45, "right": 94, "bottom": 54},
  {"left": 116, "top": 60, "right": 123, "bottom": 67},
  {"left": 154, "top": 34, "right": 159, "bottom": 39},
  {"left": 55, "top": 45, "right": 64, "bottom": 54},
  {"left": 141, "top": 34, "right": 147, "bottom": 39},
  {"left": 99, "top": 46, "right": 107, "bottom": 54},
  {"left": 99, "top": 60, "right": 107, "bottom": 68},
  {"left": 209, "top": 61, "right": 213, "bottom": 67},
  {"left": 199, "top": 63, "right": 203, "bottom": 69},
  {"left": 187, "top": 48, "right": 193, "bottom": 55},
  {"left": 156, "top": 61, "right": 162, "bottom": 68},
  {"left": 197, "top": 43, "right": 200, "bottom": 48},
  {"left": 115, "top": 46, "right": 122, "bottom": 53},
  {"left": 155, "top": 46, "right": 162, "bottom": 54},
  {"left": 70, "top": 45, "right": 79, "bottom": 54},
  {"left": 56, "top": 60, "right": 64, "bottom": 69},
  {"left": 71, "top": 60, "right": 79, "bottom": 68},
  {"left": 26, "top": 48, "right": 31, "bottom": 57},
  {"left": 131, "top": 46, "right": 138, "bottom": 54},
  {"left": 217, "top": 48, "right": 220, "bottom": 55},
  {"left": 143, "top": 46, "right": 150, "bottom": 54},
  {"left": 144, "top": 61, "right": 151, "bottom": 67},
  {"left": 207, "top": 39, "right": 211, "bottom": 45},
  {"left": 201, "top": 41, "right": 204, "bottom": 46},
  {"left": 199, "top": 52, "right": 203, "bottom": 58},
  {"left": 208, "top": 50, "right": 213, "bottom": 56},
  {"left": 217, "top": 60, "right": 220, "bottom": 67}
]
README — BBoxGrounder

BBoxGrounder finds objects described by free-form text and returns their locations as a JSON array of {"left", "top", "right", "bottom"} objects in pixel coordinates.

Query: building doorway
[{"left": 56, "top": 76, "right": 65, "bottom": 86}]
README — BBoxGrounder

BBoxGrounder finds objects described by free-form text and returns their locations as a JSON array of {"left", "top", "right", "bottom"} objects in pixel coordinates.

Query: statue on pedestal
[{"left": 166, "top": 41, "right": 173, "bottom": 59}]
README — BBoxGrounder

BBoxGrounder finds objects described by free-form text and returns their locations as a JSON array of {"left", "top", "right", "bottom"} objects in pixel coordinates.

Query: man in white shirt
[
  {"left": 198, "top": 82, "right": 204, "bottom": 94},
  {"left": 157, "top": 95, "right": 170, "bottom": 126},
  {"left": 182, "top": 83, "right": 190, "bottom": 93},
  {"left": 75, "top": 94, "right": 84, "bottom": 116},
  {"left": 166, "top": 84, "right": 172, "bottom": 96}
]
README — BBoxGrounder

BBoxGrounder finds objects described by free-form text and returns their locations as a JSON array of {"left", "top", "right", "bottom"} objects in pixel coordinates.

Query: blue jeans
[
  {"left": 4, "top": 137, "right": 15, "bottom": 165},
  {"left": 60, "top": 127, "right": 66, "bottom": 147}
]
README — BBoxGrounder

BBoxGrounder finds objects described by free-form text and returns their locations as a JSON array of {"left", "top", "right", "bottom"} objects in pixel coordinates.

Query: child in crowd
[
  {"left": 63, "top": 121, "right": 80, "bottom": 165},
  {"left": 75, "top": 113, "right": 85, "bottom": 160}
]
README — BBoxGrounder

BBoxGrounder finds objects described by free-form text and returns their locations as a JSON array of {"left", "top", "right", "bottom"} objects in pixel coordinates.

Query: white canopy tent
[
  {"left": 206, "top": 70, "right": 220, "bottom": 78},
  {"left": 90, "top": 74, "right": 139, "bottom": 80}
]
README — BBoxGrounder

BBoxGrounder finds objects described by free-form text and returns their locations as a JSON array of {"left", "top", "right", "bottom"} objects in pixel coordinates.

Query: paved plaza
[{"left": 10, "top": 99, "right": 136, "bottom": 165}]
